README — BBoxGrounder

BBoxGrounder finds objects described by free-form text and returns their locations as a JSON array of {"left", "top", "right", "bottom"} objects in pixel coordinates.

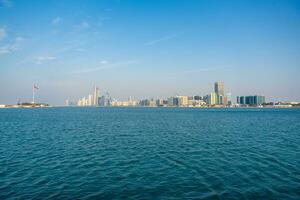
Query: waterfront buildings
[
  {"left": 137, "top": 98, "right": 156, "bottom": 107},
  {"left": 98, "top": 93, "right": 112, "bottom": 106},
  {"left": 167, "top": 97, "right": 179, "bottom": 107},
  {"left": 77, "top": 86, "right": 101, "bottom": 106},
  {"left": 204, "top": 82, "right": 228, "bottom": 106},
  {"left": 177, "top": 96, "right": 189, "bottom": 107},
  {"left": 165, "top": 96, "right": 206, "bottom": 107},
  {"left": 194, "top": 96, "right": 202, "bottom": 100},
  {"left": 237, "top": 95, "right": 265, "bottom": 106},
  {"left": 73, "top": 82, "right": 268, "bottom": 108},
  {"left": 111, "top": 97, "right": 138, "bottom": 107},
  {"left": 156, "top": 99, "right": 167, "bottom": 107},
  {"left": 188, "top": 98, "right": 206, "bottom": 107}
]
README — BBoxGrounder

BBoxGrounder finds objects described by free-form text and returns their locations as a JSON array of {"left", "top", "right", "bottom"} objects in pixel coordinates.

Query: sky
[{"left": 0, "top": 0, "right": 300, "bottom": 105}]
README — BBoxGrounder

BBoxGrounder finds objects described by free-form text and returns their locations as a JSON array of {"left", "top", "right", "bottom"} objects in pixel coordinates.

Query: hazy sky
[{"left": 1, "top": 0, "right": 300, "bottom": 105}]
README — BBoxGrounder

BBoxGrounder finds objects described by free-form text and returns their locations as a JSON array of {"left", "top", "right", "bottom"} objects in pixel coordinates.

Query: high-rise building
[
  {"left": 82, "top": 97, "right": 87, "bottom": 106},
  {"left": 213, "top": 81, "right": 226, "bottom": 105},
  {"left": 88, "top": 94, "right": 93, "bottom": 106},
  {"left": 93, "top": 86, "right": 100, "bottom": 106},
  {"left": 208, "top": 92, "right": 218, "bottom": 105},
  {"left": 214, "top": 81, "right": 224, "bottom": 96}
]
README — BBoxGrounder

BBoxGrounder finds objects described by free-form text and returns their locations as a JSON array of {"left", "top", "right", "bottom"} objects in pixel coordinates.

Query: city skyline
[
  {"left": 71, "top": 81, "right": 269, "bottom": 108},
  {"left": 1, "top": 0, "right": 300, "bottom": 105}
]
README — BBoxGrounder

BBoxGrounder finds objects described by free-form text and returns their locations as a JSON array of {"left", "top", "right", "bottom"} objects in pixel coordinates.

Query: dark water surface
[{"left": 0, "top": 108, "right": 300, "bottom": 199}]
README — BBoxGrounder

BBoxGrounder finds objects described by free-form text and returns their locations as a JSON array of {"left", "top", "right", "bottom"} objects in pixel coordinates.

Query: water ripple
[{"left": 0, "top": 108, "right": 300, "bottom": 199}]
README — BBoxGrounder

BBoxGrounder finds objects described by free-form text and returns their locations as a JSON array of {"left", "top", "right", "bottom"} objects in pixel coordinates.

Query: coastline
[{"left": 1, "top": 105, "right": 299, "bottom": 109}]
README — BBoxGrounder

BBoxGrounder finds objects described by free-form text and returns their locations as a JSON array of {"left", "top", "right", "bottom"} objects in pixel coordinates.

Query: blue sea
[{"left": 0, "top": 108, "right": 299, "bottom": 199}]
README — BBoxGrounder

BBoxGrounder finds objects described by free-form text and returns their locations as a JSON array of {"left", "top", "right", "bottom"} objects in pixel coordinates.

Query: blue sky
[{"left": 0, "top": 0, "right": 300, "bottom": 105}]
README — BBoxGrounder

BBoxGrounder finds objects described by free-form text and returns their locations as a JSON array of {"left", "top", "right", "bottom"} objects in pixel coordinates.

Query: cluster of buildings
[
  {"left": 74, "top": 87, "right": 139, "bottom": 107},
  {"left": 205, "top": 82, "right": 228, "bottom": 106},
  {"left": 76, "top": 86, "right": 101, "bottom": 106},
  {"left": 72, "top": 82, "right": 269, "bottom": 108},
  {"left": 137, "top": 82, "right": 231, "bottom": 107}
]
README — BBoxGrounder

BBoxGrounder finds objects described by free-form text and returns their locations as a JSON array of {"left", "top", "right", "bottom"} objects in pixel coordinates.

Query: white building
[{"left": 93, "top": 86, "right": 100, "bottom": 106}]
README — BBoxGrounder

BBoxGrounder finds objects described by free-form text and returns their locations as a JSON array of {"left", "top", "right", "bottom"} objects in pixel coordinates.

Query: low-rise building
[{"left": 237, "top": 95, "right": 265, "bottom": 106}]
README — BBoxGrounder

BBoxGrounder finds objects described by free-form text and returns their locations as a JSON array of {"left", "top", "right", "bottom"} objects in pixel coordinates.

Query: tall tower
[
  {"left": 93, "top": 86, "right": 100, "bottom": 106},
  {"left": 214, "top": 81, "right": 224, "bottom": 96}
]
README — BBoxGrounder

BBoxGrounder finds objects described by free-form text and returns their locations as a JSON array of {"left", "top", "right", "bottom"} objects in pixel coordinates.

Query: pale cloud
[
  {"left": 0, "top": 27, "right": 6, "bottom": 41},
  {"left": 35, "top": 56, "right": 57, "bottom": 64},
  {"left": 0, "top": 43, "right": 19, "bottom": 54},
  {"left": 0, "top": 44, "right": 16, "bottom": 54},
  {"left": 100, "top": 60, "right": 108, "bottom": 64},
  {"left": 52, "top": 17, "right": 62, "bottom": 25},
  {"left": 46, "top": 40, "right": 86, "bottom": 56},
  {"left": 22, "top": 41, "right": 85, "bottom": 64},
  {"left": 75, "top": 48, "right": 87, "bottom": 52},
  {"left": 145, "top": 32, "right": 184, "bottom": 46},
  {"left": 72, "top": 60, "right": 138, "bottom": 74},
  {"left": 17, "top": 41, "right": 76, "bottom": 65},
  {"left": 0, "top": 36, "right": 24, "bottom": 55},
  {"left": 15, "top": 36, "right": 24, "bottom": 42}
]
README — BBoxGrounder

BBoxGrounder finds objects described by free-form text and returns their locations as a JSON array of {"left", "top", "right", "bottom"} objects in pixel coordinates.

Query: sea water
[{"left": 0, "top": 108, "right": 299, "bottom": 199}]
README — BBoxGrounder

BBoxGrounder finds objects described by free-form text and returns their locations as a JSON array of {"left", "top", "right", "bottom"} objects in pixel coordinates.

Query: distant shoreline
[{"left": 1, "top": 105, "right": 299, "bottom": 109}]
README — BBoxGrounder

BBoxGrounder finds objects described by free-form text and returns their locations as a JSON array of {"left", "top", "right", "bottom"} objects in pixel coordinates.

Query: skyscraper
[
  {"left": 214, "top": 81, "right": 226, "bottom": 105},
  {"left": 214, "top": 81, "right": 224, "bottom": 96},
  {"left": 88, "top": 94, "right": 93, "bottom": 106},
  {"left": 93, "top": 86, "right": 100, "bottom": 106}
]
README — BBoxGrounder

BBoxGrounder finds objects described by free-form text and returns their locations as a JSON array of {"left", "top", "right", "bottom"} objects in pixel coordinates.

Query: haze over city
[{"left": 1, "top": 0, "right": 300, "bottom": 105}]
